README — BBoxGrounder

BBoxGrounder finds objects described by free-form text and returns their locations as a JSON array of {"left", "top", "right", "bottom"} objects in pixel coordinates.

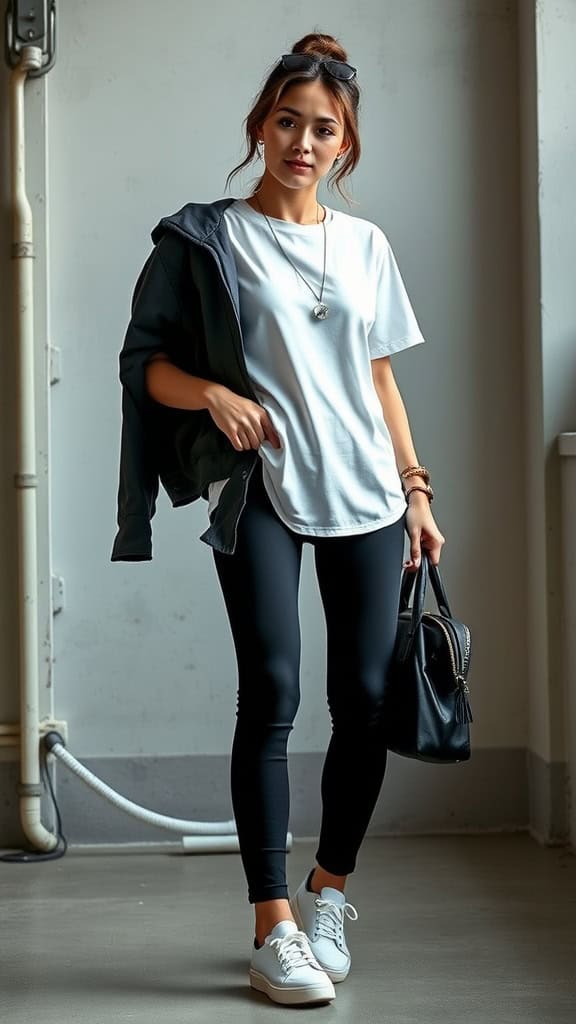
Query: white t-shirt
[{"left": 207, "top": 198, "right": 426, "bottom": 535}]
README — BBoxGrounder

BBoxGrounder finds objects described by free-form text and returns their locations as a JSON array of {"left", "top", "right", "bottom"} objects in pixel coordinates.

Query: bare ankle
[
  {"left": 309, "top": 864, "right": 348, "bottom": 894},
  {"left": 254, "top": 898, "right": 294, "bottom": 946}
]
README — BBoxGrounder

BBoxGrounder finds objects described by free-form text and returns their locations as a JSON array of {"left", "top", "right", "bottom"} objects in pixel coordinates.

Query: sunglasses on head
[{"left": 280, "top": 53, "right": 357, "bottom": 81}]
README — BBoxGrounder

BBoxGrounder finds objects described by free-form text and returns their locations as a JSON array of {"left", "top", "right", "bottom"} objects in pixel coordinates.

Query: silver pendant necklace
[{"left": 253, "top": 194, "right": 329, "bottom": 320}]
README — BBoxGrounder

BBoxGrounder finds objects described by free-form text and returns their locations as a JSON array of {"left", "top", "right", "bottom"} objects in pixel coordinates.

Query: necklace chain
[{"left": 253, "top": 194, "right": 329, "bottom": 320}]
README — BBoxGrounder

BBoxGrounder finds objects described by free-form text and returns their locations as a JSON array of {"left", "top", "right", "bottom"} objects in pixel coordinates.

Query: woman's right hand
[{"left": 206, "top": 384, "right": 281, "bottom": 452}]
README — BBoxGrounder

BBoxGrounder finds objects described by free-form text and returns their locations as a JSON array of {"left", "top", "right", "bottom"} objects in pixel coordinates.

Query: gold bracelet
[
  {"left": 405, "top": 484, "right": 434, "bottom": 503},
  {"left": 400, "top": 464, "right": 430, "bottom": 485}
]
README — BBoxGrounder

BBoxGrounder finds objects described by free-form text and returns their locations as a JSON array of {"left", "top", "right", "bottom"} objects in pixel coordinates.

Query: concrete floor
[{"left": 1, "top": 834, "right": 575, "bottom": 1023}]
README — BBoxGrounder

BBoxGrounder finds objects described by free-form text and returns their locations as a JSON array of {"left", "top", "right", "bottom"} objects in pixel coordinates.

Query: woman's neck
[{"left": 244, "top": 185, "right": 325, "bottom": 225}]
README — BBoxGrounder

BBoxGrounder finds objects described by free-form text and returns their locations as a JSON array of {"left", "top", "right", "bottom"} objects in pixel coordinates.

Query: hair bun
[{"left": 291, "top": 32, "right": 348, "bottom": 63}]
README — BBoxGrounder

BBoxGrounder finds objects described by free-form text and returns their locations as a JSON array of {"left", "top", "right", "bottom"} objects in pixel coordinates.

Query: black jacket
[{"left": 110, "top": 197, "right": 262, "bottom": 562}]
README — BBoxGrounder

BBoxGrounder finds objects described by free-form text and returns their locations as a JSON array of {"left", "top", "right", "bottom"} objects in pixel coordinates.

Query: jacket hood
[{"left": 151, "top": 197, "right": 238, "bottom": 245}]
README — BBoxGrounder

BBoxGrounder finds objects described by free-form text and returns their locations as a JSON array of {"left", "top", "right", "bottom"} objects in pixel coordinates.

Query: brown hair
[{"left": 224, "top": 31, "right": 361, "bottom": 205}]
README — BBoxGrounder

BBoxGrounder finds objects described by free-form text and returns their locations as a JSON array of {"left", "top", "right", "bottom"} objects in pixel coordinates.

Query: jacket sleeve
[{"left": 110, "top": 237, "right": 183, "bottom": 562}]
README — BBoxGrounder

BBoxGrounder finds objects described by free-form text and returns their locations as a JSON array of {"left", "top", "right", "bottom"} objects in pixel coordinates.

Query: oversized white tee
[{"left": 207, "top": 197, "right": 426, "bottom": 535}]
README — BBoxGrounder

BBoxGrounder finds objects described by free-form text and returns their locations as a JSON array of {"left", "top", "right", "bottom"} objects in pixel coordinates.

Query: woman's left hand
[{"left": 403, "top": 496, "right": 445, "bottom": 571}]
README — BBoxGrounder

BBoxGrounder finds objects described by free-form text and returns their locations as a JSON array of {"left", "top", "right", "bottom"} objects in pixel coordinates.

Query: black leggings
[{"left": 212, "top": 460, "right": 407, "bottom": 904}]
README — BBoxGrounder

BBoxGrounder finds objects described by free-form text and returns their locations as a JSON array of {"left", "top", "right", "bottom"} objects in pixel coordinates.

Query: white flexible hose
[
  {"left": 51, "top": 741, "right": 235, "bottom": 832},
  {"left": 48, "top": 740, "right": 293, "bottom": 848}
]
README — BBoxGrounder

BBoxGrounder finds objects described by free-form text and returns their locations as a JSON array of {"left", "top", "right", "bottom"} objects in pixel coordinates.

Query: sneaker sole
[
  {"left": 289, "top": 897, "right": 351, "bottom": 984},
  {"left": 249, "top": 968, "right": 335, "bottom": 1005}
]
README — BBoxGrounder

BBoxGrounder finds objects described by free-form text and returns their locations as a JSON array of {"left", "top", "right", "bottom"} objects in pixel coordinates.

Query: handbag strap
[
  {"left": 398, "top": 550, "right": 452, "bottom": 620},
  {"left": 398, "top": 549, "right": 428, "bottom": 644}
]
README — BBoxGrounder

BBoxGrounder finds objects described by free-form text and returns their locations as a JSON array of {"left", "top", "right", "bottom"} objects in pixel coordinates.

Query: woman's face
[{"left": 258, "top": 79, "right": 349, "bottom": 191}]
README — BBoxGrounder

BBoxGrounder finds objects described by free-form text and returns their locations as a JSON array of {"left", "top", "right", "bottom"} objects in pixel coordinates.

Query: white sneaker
[
  {"left": 290, "top": 874, "right": 359, "bottom": 983},
  {"left": 249, "top": 919, "right": 336, "bottom": 1005}
]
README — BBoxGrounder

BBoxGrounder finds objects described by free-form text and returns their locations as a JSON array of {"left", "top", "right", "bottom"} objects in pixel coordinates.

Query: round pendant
[{"left": 312, "top": 303, "right": 329, "bottom": 320}]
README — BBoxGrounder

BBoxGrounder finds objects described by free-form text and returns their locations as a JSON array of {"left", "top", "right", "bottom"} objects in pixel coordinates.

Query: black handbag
[{"left": 384, "top": 549, "right": 473, "bottom": 763}]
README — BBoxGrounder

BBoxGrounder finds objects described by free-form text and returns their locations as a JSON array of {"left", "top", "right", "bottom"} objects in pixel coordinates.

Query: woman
[{"left": 140, "top": 31, "right": 445, "bottom": 1008}]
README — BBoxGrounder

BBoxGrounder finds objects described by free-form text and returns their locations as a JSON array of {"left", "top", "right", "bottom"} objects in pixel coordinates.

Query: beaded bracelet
[
  {"left": 405, "top": 484, "right": 434, "bottom": 503},
  {"left": 400, "top": 464, "right": 430, "bottom": 485}
]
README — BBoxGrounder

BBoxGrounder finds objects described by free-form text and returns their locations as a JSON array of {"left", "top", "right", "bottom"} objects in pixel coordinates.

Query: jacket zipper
[{"left": 231, "top": 458, "right": 259, "bottom": 552}]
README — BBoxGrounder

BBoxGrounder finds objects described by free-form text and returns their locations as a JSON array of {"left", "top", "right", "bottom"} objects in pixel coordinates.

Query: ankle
[
  {"left": 254, "top": 898, "right": 294, "bottom": 947},
  {"left": 308, "top": 865, "right": 347, "bottom": 895}
]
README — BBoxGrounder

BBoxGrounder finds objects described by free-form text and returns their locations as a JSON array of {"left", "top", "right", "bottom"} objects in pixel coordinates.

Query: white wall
[{"left": 2, "top": 1, "right": 541, "bottom": 839}]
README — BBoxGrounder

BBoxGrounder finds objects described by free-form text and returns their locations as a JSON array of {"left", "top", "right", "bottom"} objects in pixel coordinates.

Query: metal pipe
[{"left": 10, "top": 45, "right": 58, "bottom": 851}]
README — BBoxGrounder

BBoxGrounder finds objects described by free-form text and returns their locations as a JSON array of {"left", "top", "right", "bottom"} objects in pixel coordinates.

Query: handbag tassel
[{"left": 455, "top": 678, "right": 473, "bottom": 724}]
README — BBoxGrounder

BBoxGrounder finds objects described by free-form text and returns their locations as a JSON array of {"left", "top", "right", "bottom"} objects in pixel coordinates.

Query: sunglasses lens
[
  {"left": 281, "top": 54, "right": 314, "bottom": 71},
  {"left": 280, "top": 54, "right": 356, "bottom": 80},
  {"left": 325, "top": 60, "right": 356, "bottom": 80}
]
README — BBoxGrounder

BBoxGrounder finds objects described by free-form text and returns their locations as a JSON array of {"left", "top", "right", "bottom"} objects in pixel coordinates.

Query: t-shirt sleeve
[{"left": 367, "top": 231, "right": 427, "bottom": 358}]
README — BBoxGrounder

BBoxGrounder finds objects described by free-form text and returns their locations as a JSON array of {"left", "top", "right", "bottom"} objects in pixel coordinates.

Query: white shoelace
[
  {"left": 269, "top": 931, "right": 321, "bottom": 973},
  {"left": 314, "top": 897, "right": 359, "bottom": 941}
]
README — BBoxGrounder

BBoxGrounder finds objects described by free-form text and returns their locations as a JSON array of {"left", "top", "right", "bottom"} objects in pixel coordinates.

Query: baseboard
[{"left": 1, "top": 746, "right": 564, "bottom": 850}]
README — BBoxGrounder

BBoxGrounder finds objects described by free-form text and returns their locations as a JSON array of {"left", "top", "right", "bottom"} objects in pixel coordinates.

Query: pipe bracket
[
  {"left": 11, "top": 242, "right": 35, "bottom": 258},
  {"left": 17, "top": 782, "right": 44, "bottom": 797},
  {"left": 14, "top": 473, "right": 38, "bottom": 488}
]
